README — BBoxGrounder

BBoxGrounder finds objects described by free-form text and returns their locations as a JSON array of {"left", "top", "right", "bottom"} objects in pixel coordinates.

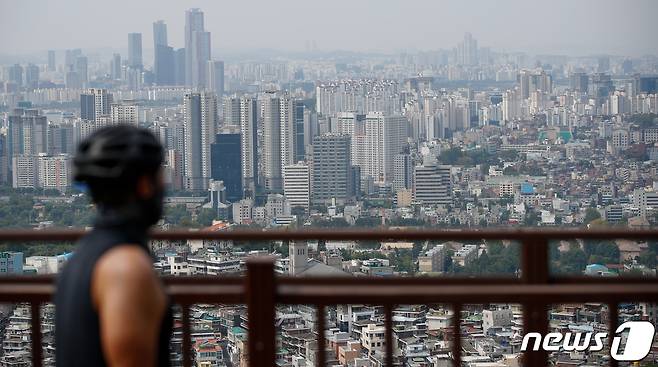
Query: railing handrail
[
  {"left": 1, "top": 228, "right": 657, "bottom": 367},
  {"left": 0, "top": 227, "right": 657, "bottom": 242}
]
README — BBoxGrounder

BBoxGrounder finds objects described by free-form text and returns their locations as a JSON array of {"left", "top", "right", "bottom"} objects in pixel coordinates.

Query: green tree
[
  {"left": 583, "top": 208, "right": 601, "bottom": 224},
  {"left": 558, "top": 247, "right": 588, "bottom": 274},
  {"left": 637, "top": 251, "right": 657, "bottom": 269}
]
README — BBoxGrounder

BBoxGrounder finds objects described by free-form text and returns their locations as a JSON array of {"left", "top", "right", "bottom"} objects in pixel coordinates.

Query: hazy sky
[{"left": 1, "top": 0, "right": 657, "bottom": 56}]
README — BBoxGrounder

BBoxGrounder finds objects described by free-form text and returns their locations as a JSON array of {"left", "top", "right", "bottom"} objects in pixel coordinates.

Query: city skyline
[{"left": 1, "top": 0, "right": 658, "bottom": 56}]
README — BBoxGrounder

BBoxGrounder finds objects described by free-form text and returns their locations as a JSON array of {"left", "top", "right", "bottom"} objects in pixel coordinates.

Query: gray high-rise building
[
  {"left": 261, "top": 94, "right": 282, "bottom": 191},
  {"left": 47, "top": 50, "right": 56, "bottom": 71},
  {"left": 80, "top": 89, "right": 113, "bottom": 122},
  {"left": 174, "top": 48, "right": 186, "bottom": 86},
  {"left": 64, "top": 49, "right": 81, "bottom": 71},
  {"left": 183, "top": 92, "right": 217, "bottom": 191},
  {"left": 75, "top": 56, "right": 88, "bottom": 87},
  {"left": 570, "top": 72, "right": 589, "bottom": 94},
  {"left": 48, "top": 123, "right": 75, "bottom": 155},
  {"left": 153, "top": 20, "right": 168, "bottom": 48},
  {"left": 7, "top": 108, "right": 48, "bottom": 157},
  {"left": 239, "top": 97, "right": 259, "bottom": 197},
  {"left": 111, "top": 54, "right": 122, "bottom": 80},
  {"left": 393, "top": 153, "right": 413, "bottom": 192},
  {"left": 207, "top": 60, "right": 224, "bottom": 95},
  {"left": 153, "top": 21, "right": 175, "bottom": 86},
  {"left": 223, "top": 96, "right": 240, "bottom": 126},
  {"left": 7, "top": 64, "right": 23, "bottom": 87},
  {"left": 311, "top": 134, "right": 351, "bottom": 205},
  {"left": 191, "top": 31, "right": 211, "bottom": 88},
  {"left": 413, "top": 164, "right": 452, "bottom": 206},
  {"left": 25, "top": 64, "right": 39, "bottom": 89},
  {"left": 128, "top": 33, "right": 143, "bottom": 69},
  {"left": 184, "top": 8, "right": 205, "bottom": 86}
]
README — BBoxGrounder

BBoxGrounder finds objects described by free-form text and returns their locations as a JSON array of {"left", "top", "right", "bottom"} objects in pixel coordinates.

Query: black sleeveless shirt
[{"left": 55, "top": 215, "right": 172, "bottom": 366}]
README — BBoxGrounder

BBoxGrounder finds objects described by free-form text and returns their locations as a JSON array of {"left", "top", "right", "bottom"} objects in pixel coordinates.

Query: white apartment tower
[
  {"left": 283, "top": 163, "right": 310, "bottom": 211},
  {"left": 239, "top": 97, "right": 259, "bottom": 196},
  {"left": 110, "top": 100, "right": 139, "bottom": 125}
]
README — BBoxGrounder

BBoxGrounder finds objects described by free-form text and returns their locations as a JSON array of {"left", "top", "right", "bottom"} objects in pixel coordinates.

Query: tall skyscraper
[
  {"left": 25, "top": 64, "right": 39, "bottom": 89},
  {"left": 153, "top": 20, "right": 168, "bottom": 48},
  {"left": 153, "top": 21, "right": 175, "bottom": 86},
  {"left": 174, "top": 48, "right": 186, "bottom": 86},
  {"left": 239, "top": 97, "right": 259, "bottom": 196},
  {"left": 311, "top": 134, "right": 351, "bottom": 205},
  {"left": 7, "top": 64, "right": 23, "bottom": 87},
  {"left": 182, "top": 92, "right": 217, "bottom": 191},
  {"left": 127, "top": 33, "right": 143, "bottom": 69},
  {"left": 351, "top": 112, "right": 408, "bottom": 185},
  {"left": 111, "top": 54, "right": 122, "bottom": 80},
  {"left": 279, "top": 96, "right": 307, "bottom": 168},
  {"left": 191, "top": 31, "right": 211, "bottom": 88},
  {"left": 207, "top": 60, "right": 225, "bottom": 95},
  {"left": 261, "top": 93, "right": 282, "bottom": 191},
  {"left": 210, "top": 133, "right": 242, "bottom": 202},
  {"left": 64, "top": 49, "right": 81, "bottom": 71},
  {"left": 75, "top": 56, "right": 88, "bottom": 87},
  {"left": 456, "top": 32, "right": 478, "bottom": 66},
  {"left": 47, "top": 50, "right": 56, "bottom": 71},
  {"left": 184, "top": 8, "right": 205, "bottom": 87},
  {"left": 393, "top": 154, "right": 413, "bottom": 192}
]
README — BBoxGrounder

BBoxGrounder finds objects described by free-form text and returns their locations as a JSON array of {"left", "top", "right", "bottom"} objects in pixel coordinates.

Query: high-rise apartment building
[
  {"left": 360, "top": 112, "right": 408, "bottom": 185},
  {"left": 47, "top": 50, "right": 56, "bottom": 71},
  {"left": 207, "top": 60, "right": 225, "bottom": 96},
  {"left": 80, "top": 89, "right": 113, "bottom": 122},
  {"left": 75, "top": 56, "right": 88, "bottom": 88},
  {"left": 183, "top": 92, "right": 217, "bottom": 191},
  {"left": 261, "top": 93, "right": 282, "bottom": 191},
  {"left": 7, "top": 108, "right": 48, "bottom": 157},
  {"left": 110, "top": 100, "right": 139, "bottom": 125},
  {"left": 239, "top": 97, "right": 259, "bottom": 197}
]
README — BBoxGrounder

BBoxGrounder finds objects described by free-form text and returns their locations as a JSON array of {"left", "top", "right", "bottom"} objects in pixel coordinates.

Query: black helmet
[{"left": 74, "top": 124, "right": 164, "bottom": 186}]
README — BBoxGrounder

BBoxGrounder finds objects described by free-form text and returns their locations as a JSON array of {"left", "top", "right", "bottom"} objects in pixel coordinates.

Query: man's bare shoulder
[
  {"left": 92, "top": 245, "right": 162, "bottom": 308},
  {"left": 95, "top": 245, "right": 155, "bottom": 281}
]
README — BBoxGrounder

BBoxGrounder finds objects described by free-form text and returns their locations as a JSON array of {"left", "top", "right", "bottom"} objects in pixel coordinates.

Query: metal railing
[{"left": 1, "top": 228, "right": 658, "bottom": 367}]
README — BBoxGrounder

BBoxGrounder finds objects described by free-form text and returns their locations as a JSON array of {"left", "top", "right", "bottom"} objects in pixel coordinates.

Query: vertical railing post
[
  {"left": 521, "top": 236, "right": 549, "bottom": 366},
  {"left": 607, "top": 303, "right": 619, "bottom": 367},
  {"left": 246, "top": 257, "right": 276, "bottom": 366},
  {"left": 30, "top": 302, "right": 42, "bottom": 367}
]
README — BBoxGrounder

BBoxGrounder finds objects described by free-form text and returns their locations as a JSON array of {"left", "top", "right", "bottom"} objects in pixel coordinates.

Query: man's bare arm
[{"left": 92, "top": 245, "right": 166, "bottom": 367}]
